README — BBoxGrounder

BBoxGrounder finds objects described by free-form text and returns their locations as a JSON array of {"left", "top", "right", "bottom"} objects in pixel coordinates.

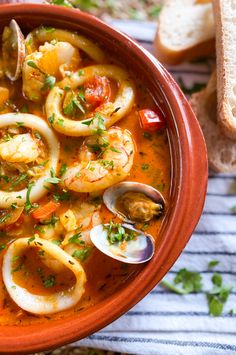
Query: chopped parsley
[
  {"left": 63, "top": 90, "right": 85, "bottom": 116},
  {"left": 16, "top": 122, "right": 24, "bottom": 127},
  {"left": 11, "top": 203, "right": 18, "bottom": 210},
  {"left": 27, "top": 236, "right": 36, "bottom": 245},
  {"left": 57, "top": 118, "right": 65, "bottom": 126},
  {"left": 20, "top": 104, "right": 29, "bottom": 113},
  {"left": 110, "top": 147, "right": 121, "bottom": 153},
  {"left": 78, "top": 69, "right": 84, "bottom": 76},
  {"left": 42, "top": 26, "right": 56, "bottom": 33},
  {"left": 72, "top": 247, "right": 91, "bottom": 261},
  {"left": 48, "top": 113, "right": 55, "bottom": 125},
  {"left": 40, "top": 214, "right": 59, "bottom": 226},
  {"left": 104, "top": 222, "right": 136, "bottom": 245},
  {"left": 141, "top": 163, "right": 149, "bottom": 170},
  {"left": 42, "top": 75, "right": 56, "bottom": 91},
  {"left": 25, "top": 182, "right": 35, "bottom": 212},
  {"left": 59, "top": 163, "right": 68, "bottom": 177},
  {"left": 43, "top": 275, "right": 56, "bottom": 288},
  {"left": 0, "top": 243, "right": 6, "bottom": 251},
  {"left": 0, "top": 213, "right": 11, "bottom": 225},
  {"left": 53, "top": 191, "right": 71, "bottom": 202},
  {"left": 68, "top": 232, "right": 85, "bottom": 245},
  {"left": 27, "top": 60, "right": 38, "bottom": 69},
  {"left": 34, "top": 131, "right": 41, "bottom": 140},
  {"left": 100, "top": 160, "right": 114, "bottom": 170},
  {"left": 52, "top": 239, "right": 61, "bottom": 246},
  {"left": 11, "top": 173, "right": 28, "bottom": 188}
]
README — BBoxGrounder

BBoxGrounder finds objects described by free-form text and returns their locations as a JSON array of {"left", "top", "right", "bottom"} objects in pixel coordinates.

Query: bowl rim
[{"left": 0, "top": 4, "right": 208, "bottom": 354}]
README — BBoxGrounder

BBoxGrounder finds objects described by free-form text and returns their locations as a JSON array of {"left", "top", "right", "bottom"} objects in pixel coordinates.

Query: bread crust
[
  {"left": 154, "top": 35, "right": 215, "bottom": 65},
  {"left": 213, "top": 0, "right": 236, "bottom": 139},
  {"left": 190, "top": 72, "right": 236, "bottom": 172}
]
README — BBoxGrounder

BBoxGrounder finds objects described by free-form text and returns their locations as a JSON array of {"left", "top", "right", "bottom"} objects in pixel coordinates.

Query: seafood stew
[{"left": 0, "top": 21, "right": 171, "bottom": 325}]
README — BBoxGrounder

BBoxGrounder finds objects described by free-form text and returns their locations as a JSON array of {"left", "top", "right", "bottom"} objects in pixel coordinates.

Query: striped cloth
[{"left": 76, "top": 20, "right": 236, "bottom": 355}]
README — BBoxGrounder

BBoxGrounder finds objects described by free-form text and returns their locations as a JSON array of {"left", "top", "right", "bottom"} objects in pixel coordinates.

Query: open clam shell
[
  {"left": 90, "top": 223, "right": 155, "bottom": 264},
  {"left": 103, "top": 181, "right": 165, "bottom": 224},
  {"left": 2, "top": 19, "right": 26, "bottom": 81}
]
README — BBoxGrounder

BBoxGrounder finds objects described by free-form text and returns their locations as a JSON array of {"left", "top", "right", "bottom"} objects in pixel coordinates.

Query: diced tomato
[
  {"left": 138, "top": 108, "right": 166, "bottom": 131},
  {"left": 32, "top": 201, "right": 60, "bottom": 220},
  {"left": 84, "top": 76, "right": 111, "bottom": 106}
]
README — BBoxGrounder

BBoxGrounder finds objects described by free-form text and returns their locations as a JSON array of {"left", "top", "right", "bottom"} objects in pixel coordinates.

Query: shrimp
[
  {"left": 62, "top": 127, "right": 135, "bottom": 192},
  {"left": 22, "top": 41, "right": 80, "bottom": 102},
  {"left": 0, "top": 133, "right": 39, "bottom": 163}
]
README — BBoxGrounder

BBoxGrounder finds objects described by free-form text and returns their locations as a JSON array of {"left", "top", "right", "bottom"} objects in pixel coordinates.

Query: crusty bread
[
  {"left": 213, "top": 0, "right": 236, "bottom": 140},
  {"left": 155, "top": 0, "right": 215, "bottom": 65},
  {"left": 190, "top": 72, "right": 236, "bottom": 172}
]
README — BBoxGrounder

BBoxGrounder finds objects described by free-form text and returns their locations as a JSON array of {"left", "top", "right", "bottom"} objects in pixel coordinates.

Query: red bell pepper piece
[{"left": 138, "top": 108, "right": 166, "bottom": 131}]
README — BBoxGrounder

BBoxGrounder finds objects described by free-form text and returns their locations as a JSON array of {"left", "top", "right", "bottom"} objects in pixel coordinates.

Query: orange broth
[{"left": 0, "top": 29, "right": 171, "bottom": 325}]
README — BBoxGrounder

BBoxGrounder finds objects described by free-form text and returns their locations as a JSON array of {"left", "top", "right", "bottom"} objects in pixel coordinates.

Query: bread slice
[
  {"left": 213, "top": 0, "right": 236, "bottom": 140},
  {"left": 190, "top": 72, "right": 236, "bottom": 172},
  {"left": 154, "top": 0, "right": 215, "bottom": 65}
]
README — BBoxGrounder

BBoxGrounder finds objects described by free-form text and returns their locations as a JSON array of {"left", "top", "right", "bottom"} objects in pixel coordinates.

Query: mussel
[
  {"left": 103, "top": 181, "right": 165, "bottom": 224},
  {"left": 2, "top": 19, "right": 26, "bottom": 81},
  {"left": 90, "top": 223, "right": 154, "bottom": 264}
]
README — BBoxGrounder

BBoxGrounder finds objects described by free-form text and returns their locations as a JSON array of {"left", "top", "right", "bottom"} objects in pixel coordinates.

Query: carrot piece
[
  {"left": 84, "top": 76, "right": 111, "bottom": 106},
  {"left": 32, "top": 201, "right": 60, "bottom": 220},
  {"left": 138, "top": 109, "right": 166, "bottom": 131}
]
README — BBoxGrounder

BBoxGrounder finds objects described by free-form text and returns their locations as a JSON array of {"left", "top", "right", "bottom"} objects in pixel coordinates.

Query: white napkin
[{"left": 76, "top": 21, "right": 236, "bottom": 355}]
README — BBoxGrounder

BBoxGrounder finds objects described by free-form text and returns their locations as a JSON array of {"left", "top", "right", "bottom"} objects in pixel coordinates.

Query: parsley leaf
[
  {"left": 48, "top": 113, "right": 55, "bottom": 125},
  {"left": 59, "top": 163, "right": 68, "bottom": 176},
  {"left": 72, "top": 247, "right": 92, "bottom": 261},
  {"left": 68, "top": 232, "right": 85, "bottom": 245},
  {"left": 42, "top": 75, "right": 56, "bottom": 91},
  {"left": 208, "top": 260, "right": 219, "bottom": 269},
  {"left": 161, "top": 268, "right": 203, "bottom": 294},
  {"left": 45, "top": 168, "right": 61, "bottom": 184},
  {"left": 53, "top": 191, "right": 71, "bottom": 202},
  {"left": 207, "top": 273, "right": 233, "bottom": 317}
]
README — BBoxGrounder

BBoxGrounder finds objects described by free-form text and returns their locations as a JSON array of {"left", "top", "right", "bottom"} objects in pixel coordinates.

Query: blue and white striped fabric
[{"left": 77, "top": 21, "right": 236, "bottom": 355}]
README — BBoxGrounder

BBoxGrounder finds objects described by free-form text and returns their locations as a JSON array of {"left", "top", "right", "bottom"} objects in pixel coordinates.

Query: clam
[
  {"left": 103, "top": 182, "right": 165, "bottom": 224},
  {"left": 90, "top": 222, "right": 154, "bottom": 264},
  {"left": 2, "top": 19, "right": 26, "bottom": 81}
]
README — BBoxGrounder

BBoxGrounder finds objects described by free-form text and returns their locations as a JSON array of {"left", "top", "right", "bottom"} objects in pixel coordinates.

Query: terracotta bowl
[{"left": 0, "top": 4, "right": 208, "bottom": 354}]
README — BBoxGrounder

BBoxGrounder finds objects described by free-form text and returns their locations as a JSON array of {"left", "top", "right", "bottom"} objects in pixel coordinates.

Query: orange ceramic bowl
[{"left": 0, "top": 4, "right": 208, "bottom": 354}]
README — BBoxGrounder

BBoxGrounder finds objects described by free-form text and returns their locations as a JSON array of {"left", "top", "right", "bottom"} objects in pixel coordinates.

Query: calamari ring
[
  {"left": 45, "top": 64, "right": 136, "bottom": 136},
  {"left": 0, "top": 113, "right": 60, "bottom": 208},
  {"left": 25, "top": 27, "right": 105, "bottom": 63},
  {"left": 2, "top": 237, "right": 86, "bottom": 314}
]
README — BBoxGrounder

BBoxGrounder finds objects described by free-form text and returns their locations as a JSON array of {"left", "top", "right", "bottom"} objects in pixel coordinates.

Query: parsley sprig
[{"left": 161, "top": 268, "right": 203, "bottom": 295}]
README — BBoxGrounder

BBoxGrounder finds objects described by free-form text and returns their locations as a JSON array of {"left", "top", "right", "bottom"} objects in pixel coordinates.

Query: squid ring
[
  {"left": 45, "top": 64, "right": 136, "bottom": 136},
  {"left": 0, "top": 113, "right": 60, "bottom": 208},
  {"left": 2, "top": 237, "right": 86, "bottom": 315},
  {"left": 25, "top": 27, "right": 105, "bottom": 63}
]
